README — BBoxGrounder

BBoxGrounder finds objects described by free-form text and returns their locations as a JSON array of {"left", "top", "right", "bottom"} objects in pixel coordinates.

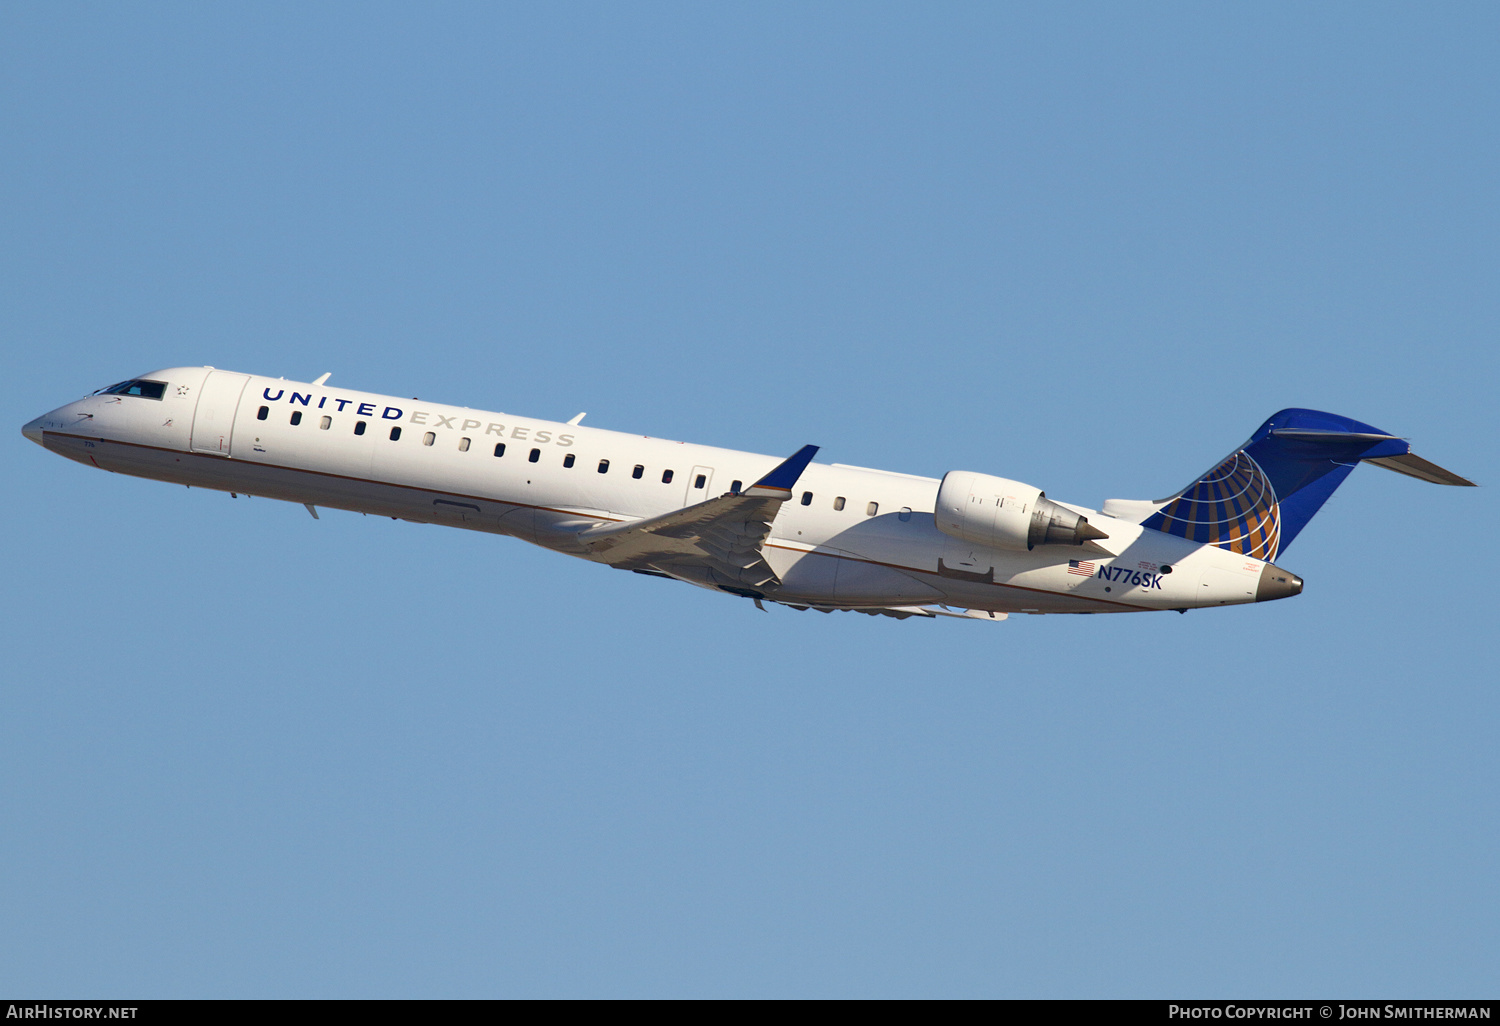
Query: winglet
[{"left": 742, "top": 444, "right": 819, "bottom": 497}]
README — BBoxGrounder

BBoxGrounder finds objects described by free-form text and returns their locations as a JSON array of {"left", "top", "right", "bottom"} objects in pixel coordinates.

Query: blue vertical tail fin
[{"left": 1105, "top": 409, "right": 1474, "bottom": 561}]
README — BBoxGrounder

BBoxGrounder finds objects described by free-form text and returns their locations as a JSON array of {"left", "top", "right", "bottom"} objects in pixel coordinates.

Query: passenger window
[
  {"left": 459, "top": 437, "right": 471, "bottom": 452},
  {"left": 632, "top": 465, "right": 644, "bottom": 479},
  {"left": 731, "top": 480, "right": 742, "bottom": 493},
  {"left": 389, "top": 426, "right": 402, "bottom": 441},
  {"left": 529, "top": 448, "right": 540, "bottom": 462},
  {"left": 423, "top": 432, "right": 435, "bottom": 446},
  {"left": 661, "top": 469, "right": 674, "bottom": 484},
  {"left": 598, "top": 459, "right": 610, "bottom": 474},
  {"left": 290, "top": 411, "right": 302, "bottom": 426},
  {"left": 833, "top": 496, "right": 845, "bottom": 511},
  {"left": 800, "top": 491, "right": 813, "bottom": 506},
  {"left": 695, "top": 474, "right": 707, "bottom": 489},
  {"left": 257, "top": 406, "right": 268, "bottom": 420},
  {"left": 564, "top": 453, "right": 575, "bottom": 468},
  {"left": 866, "top": 501, "right": 878, "bottom": 516},
  {"left": 319, "top": 416, "right": 331, "bottom": 430},
  {"left": 354, "top": 421, "right": 366, "bottom": 436},
  {"left": 493, "top": 443, "right": 506, "bottom": 457},
  {"left": 898, "top": 507, "right": 912, "bottom": 522}
]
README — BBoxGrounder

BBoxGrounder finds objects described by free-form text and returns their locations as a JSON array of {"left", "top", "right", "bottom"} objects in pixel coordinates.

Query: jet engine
[{"left": 935, "top": 471, "right": 1108, "bottom": 551}]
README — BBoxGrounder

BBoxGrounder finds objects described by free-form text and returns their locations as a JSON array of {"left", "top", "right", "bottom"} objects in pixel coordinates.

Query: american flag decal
[{"left": 1067, "top": 560, "right": 1095, "bottom": 577}]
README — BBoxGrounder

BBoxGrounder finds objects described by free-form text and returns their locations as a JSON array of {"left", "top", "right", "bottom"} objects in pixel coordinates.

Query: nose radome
[
  {"left": 22, "top": 417, "right": 45, "bottom": 446},
  {"left": 1256, "top": 562, "right": 1304, "bottom": 602}
]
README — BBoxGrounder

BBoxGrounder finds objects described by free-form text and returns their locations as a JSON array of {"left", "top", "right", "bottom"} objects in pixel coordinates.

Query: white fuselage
[{"left": 24, "top": 366, "right": 1287, "bottom": 615}]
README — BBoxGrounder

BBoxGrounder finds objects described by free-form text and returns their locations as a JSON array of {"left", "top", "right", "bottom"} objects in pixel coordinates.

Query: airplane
[{"left": 22, "top": 366, "right": 1474, "bottom": 621}]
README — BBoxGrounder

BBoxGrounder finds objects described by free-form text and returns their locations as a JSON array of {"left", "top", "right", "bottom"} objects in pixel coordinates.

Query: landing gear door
[{"left": 191, "top": 371, "right": 251, "bottom": 455}]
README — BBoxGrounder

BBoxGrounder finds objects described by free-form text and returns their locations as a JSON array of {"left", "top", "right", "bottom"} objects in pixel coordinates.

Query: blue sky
[{"left": 3, "top": 2, "right": 1496, "bottom": 997}]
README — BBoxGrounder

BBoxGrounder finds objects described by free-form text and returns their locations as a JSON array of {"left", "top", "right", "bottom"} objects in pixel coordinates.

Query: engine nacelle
[{"left": 935, "top": 471, "right": 1108, "bottom": 551}]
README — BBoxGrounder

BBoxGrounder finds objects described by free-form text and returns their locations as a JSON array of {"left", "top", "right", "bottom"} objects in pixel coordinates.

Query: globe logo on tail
[{"left": 1143, "top": 451, "right": 1281, "bottom": 561}]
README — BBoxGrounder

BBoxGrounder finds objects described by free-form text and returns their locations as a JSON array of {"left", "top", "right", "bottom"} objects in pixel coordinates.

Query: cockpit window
[{"left": 97, "top": 379, "right": 167, "bottom": 401}]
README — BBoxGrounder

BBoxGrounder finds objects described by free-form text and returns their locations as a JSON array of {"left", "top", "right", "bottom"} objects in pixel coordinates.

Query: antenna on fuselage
[
  {"left": 567, "top": 412, "right": 586, "bottom": 425},
  {"left": 312, "top": 372, "right": 331, "bottom": 386}
]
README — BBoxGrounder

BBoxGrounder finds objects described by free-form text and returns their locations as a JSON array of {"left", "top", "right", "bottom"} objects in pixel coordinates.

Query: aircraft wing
[{"left": 578, "top": 445, "right": 818, "bottom": 592}]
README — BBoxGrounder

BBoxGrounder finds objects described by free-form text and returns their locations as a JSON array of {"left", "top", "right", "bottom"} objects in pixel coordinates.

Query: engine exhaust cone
[
  {"left": 1075, "top": 519, "right": 1109, "bottom": 542},
  {"left": 1029, "top": 497, "right": 1110, "bottom": 548}
]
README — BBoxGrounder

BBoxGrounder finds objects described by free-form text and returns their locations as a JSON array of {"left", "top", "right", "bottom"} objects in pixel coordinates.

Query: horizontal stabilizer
[
  {"left": 1269, "top": 429, "right": 1398, "bottom": 443},
  {"left": 1363, "top": 452, "right": 1475, "bottom": 487}
]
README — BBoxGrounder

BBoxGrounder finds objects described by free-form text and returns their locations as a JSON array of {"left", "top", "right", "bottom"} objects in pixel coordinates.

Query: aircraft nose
[
  {"left": 22, "top": 416, "right": 45, "bottom": 446},
  {"left": 1256, "top": 563, "right": 1303, "bottom": 602}
]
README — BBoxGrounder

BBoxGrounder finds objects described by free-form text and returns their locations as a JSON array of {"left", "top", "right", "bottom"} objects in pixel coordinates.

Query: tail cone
[{"left": 1256, "top": 563, "right": 1303, "bottom": 602}]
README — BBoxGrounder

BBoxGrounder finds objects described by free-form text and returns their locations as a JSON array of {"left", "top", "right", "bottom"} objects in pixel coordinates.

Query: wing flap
[{"left": 776, "top": 602, "right": 1009, "bottom": 621}]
